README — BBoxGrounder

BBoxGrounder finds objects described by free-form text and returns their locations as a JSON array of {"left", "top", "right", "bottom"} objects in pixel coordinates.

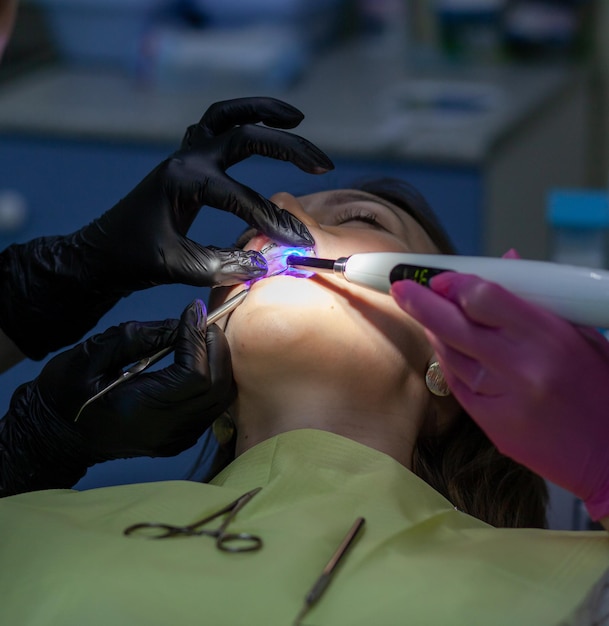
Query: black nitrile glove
[
  {"left": 0, "top": 299, "right": 232, "bottom": 496},
  {"left": 0, "top": 97, "right": 333, "bottom": 359}
]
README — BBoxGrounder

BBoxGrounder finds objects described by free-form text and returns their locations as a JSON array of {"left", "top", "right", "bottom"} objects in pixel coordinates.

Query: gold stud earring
[
  {"left": 212, "top": 411, "right": 236, "bottom": 446},
  {"left": 425, "top": 361, "right": 451, "bottom": 397}
]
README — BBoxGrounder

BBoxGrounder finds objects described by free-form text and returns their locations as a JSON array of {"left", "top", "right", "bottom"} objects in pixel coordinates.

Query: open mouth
[{"left": 259, "top": 242, "right": 316, "bottom": 278}]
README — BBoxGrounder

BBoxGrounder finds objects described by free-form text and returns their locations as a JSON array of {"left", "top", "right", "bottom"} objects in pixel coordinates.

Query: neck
[{"left": 232, "top": 376, "right": 427, "bottom": 469}]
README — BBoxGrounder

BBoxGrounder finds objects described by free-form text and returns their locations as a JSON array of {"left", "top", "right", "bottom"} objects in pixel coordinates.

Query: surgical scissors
[{"left": 123, "top": 487, "right": 263, "bottom": 553}]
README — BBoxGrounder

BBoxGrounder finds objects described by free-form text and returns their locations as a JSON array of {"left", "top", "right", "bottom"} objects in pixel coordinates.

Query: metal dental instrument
[
  {"left": 286, "top": 252, "right": 609, "bottom": 328},
  {"left": 294, "top": 516, "right": 365, "bottom": 626},
  {"left": 73, "top": 288, "right": 249, "bottom": 422},
  {"left": 75, "top": 265, "right": 289, "bottom": 422},
  {"left": 123, "top": 487, "right": 263, "bottom": 553}
]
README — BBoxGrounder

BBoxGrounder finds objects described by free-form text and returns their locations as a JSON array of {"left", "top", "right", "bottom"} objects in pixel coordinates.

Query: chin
[
  {"left": 223, "top": 276, "right": 349, "bottom": 361},
  {"left": 246, "top": 275, "right": 338, "bottom": 308},
  {"left": 221, "top": 274, "right": 418, "bottom": 386}
]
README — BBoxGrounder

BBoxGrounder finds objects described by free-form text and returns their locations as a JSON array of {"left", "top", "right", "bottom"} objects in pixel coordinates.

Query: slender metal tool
[
  {"left": 74, "top": 288, "right": 249, "bottom": 422},
  {"left": 75, "top": 265, "right": 290, "bottom": 422},
  {"left": 293, "top": 517, "right": 365, "bottom": 626}
]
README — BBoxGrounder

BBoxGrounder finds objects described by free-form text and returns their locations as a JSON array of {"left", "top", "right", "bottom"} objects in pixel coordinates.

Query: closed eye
[{"left": 334, "top": 208, "right": 384, "bottom": 228}]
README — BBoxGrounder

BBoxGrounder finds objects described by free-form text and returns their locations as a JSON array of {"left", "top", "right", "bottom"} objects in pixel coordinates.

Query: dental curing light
[{"left": 287, "top": 252, "right": 609, "bottom": 328}]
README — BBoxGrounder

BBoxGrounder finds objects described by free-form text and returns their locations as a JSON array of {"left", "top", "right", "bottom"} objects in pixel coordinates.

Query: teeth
[
  {"left": 260, "top": 244, "right": 317, "bottom": 279},
  {"left": 260, "top": 242, "right": 278, "bottom": 255}
]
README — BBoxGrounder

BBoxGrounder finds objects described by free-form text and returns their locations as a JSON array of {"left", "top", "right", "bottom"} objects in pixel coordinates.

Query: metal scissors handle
[
  {"left": 74, "top": 288, "right": 249, "bottom": 422},
  {"left": 123, "top": 487, "right": 263, "bottom": 553}
]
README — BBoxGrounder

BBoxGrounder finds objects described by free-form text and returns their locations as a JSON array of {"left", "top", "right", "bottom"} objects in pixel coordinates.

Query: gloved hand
[
  {"left": 392, "top": 270, "right": 609, "bottom": 521},
  {"left": 0, "top": 97, "right": 333, "bottom": 359},
  {"left": 0, "top": 299, "right": 232, "bottom": 496}
]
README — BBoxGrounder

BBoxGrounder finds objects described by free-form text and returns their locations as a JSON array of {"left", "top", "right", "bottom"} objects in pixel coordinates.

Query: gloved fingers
[
  {"left": 202, "top": 322, "right": 234, "bottom": 399},
  {"left": 135, "top": 369, "right": 232, "bottom": 458},
  {"left": 410, "top": 277, "right": 587, "bottom": 388},
  {"left": 83, "top": 318, "right": 179, "bottom": 374},
  {"left": 391, "top": 279, "right": 508, "bottom": 360},
  {"left": 150, "top": 300, "right": 232, "bottom": 404},
  {"left": 436, "top": 367, "right": 518, "bottom": 444},
  {"left": 170, "top": 240, "right": 268, "bottom": 287},
  {"left": 198, "top": 96, "right": 306, "bottom": 136},
  {"left": 429, "top": 272, "right": 557, "bottom": 334},
  {"left": 200, "top": 174, "right": 315, "bottom": 247},
  {"left": 181, "top": 97, "right": 311, "bottom": 150},
  {"left": 153, "top": 339, "right": 232, "bottom": 428},
  {"left": 220, "top": 124, "right": 334, "bottom": 174},
  {"left": 426, "top": 272, "right": 609, "bottom": 366},
  {"left": 171, "top": 299, "right": 209, "bottom": 391},
  {"left": 425, "top": 332, "right": 503, "bottom": 397}
]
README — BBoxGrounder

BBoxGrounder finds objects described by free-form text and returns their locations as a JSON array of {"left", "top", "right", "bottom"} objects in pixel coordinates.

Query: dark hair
[{"left": 354, "top": 177, "right": 548, "bottom": 529}]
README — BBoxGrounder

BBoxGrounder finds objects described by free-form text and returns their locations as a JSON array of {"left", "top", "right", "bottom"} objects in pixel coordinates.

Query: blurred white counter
[{"left": 0, "top": 42, "right": 584, "bottom": 164}]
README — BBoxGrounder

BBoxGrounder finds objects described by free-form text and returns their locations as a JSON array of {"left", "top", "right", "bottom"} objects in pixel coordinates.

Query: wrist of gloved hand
[
  {"left": 0, "top": 380, "right": 98, "bottom": 497},
  {"left": 0, "top": 236, "right": 122, "bottom": 360}
]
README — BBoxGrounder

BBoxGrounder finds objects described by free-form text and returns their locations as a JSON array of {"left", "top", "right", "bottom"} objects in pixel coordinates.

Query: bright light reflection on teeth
[{"left": 261, "top": 244, "right": 316, "bottom": 278}]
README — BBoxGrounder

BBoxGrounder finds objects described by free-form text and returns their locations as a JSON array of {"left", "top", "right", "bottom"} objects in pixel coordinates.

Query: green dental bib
[{"left": 0, "top": 429, "right": 607, "bottom": 625}]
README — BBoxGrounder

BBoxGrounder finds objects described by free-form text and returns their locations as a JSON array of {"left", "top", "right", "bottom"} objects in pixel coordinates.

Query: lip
[
  {"left": 245, "top": 233, "right": 273, "bottom": 254},
  {"left": 213, "top": 236, "right": 319, "bottom": 315}
]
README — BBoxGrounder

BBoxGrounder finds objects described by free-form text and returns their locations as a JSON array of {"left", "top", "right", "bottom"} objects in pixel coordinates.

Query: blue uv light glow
[{"left": 262, "top": 244, "right": 314, "bottom": 278}]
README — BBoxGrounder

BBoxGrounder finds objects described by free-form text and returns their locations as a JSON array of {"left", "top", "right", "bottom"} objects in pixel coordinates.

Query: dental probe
[
  {"left": 74, "top": 287, "right": 249, "bottom": 422},
  {"left": 286, "top": 252, "right": 609, "bottom": 328},
  {"left": 293, "top": 517, "right": 365, "bottom": 626}
]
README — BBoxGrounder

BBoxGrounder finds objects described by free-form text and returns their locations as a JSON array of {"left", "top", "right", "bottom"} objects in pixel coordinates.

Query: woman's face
[{"left": 211, "top": 189, "right": 443, "bottom": 415}]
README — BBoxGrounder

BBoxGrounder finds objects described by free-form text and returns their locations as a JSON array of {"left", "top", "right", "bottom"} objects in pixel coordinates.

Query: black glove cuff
[
  {"left": 0, "top": 237, "right": 122, "bottom": 360},
  {"left": 0, "top": 381, "right": 99, "bottom": 497}
]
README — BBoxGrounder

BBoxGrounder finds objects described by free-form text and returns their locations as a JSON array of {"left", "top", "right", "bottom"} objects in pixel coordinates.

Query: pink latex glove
[{"left": 391, "top": 255, "right": 609, "bottom": 521}]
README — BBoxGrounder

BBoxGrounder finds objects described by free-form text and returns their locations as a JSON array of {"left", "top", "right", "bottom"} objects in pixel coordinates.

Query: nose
[{"left": 269, "top": 192, "right": 318, "bottom": 230}]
